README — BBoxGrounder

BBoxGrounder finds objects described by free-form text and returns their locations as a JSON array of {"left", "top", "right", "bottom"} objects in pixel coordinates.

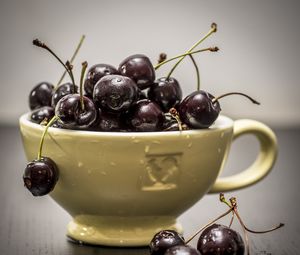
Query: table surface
[{"left": 0, "top": 125, "right": 299, "bottom": 255}]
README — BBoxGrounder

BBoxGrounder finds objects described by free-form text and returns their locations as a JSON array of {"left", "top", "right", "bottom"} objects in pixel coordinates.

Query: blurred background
[{"left": 0, "top": 0, "right": 299, "bottom": 128}]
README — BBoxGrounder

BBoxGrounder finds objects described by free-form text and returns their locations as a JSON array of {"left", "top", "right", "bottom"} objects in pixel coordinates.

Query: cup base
[{"left": 67, "top": 215, "right": 183, "bottom": 247}]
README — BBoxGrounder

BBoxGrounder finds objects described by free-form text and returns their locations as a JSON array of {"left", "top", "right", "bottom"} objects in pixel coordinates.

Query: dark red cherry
[
  {"left": 55, "top": 94, "right": 97, "bottom": 129},
  {"left": 197, "top": 224, "right": 245, "bottom": 255},
  {"left": 93, "top": 74, "right": 138, "bottom": 113},
  {"left": 165, "top": 245, "right": 200, "bottom": 255},
  {"left": 149, "top": 230, "right": 185, "bottom": 255},
  {"left": 126, "top": 99, "right": 165, "bottom": 132},
  {"left": 118, "top": 54, "right": 155, "bottom": 90},
  {"left": 30, "top": 106, "right": 55, "bottom": 124},
  {"left": 29, "top": 82, "right": 54, "bottom": 110},
  {"left": 178, "top": 90, "right": 220, "bottom": 129},
  {"left": 51, "top": 82, "right": 78, "bottom": 107},
  {"left": 91, "top": 109, "right": 123, "bottom": 132},
  {"left": 84, "top": 64, "right": 118, "bottom": 97},
  {"left": 148, "top": 77, "right": 182, "bottom": 112},
  {"left": 23, "top": 157, "right": 59, "bottom": 196}
]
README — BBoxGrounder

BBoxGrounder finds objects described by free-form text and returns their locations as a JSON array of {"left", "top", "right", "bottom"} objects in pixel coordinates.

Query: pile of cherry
[
  {"left": 149, "top": 194, "right": 283, "bottom": 255},
  {"left": 28, "top": 23, "right": 259, "bottom": 132}
]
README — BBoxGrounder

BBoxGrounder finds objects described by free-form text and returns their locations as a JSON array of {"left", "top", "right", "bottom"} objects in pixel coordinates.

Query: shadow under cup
[{"left": 19, "top": 114, "right": 277, "bottom": 246}]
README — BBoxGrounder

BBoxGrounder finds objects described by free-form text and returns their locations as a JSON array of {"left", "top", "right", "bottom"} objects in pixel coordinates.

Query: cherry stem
[
  {"left": 37, "top": 115, "right": 59, "bottom": 160},
  {"left": 212, "top": 92, "right": 260, "bottom": 105},
  {"left": 185, "top": 207, "right": 234, "bottom": 244},
  {"left": 157, "top": 53, "right": 167, "bottom": 64},
  {"left": 169, "top": 108, "right": 183, "bottom": 131},
  {"left": 189, "top": 54, "right": 200, "bottom": 91},
  {"left": 80, "top": 61, "right": 88, "bottom": 111},
  {"left": 220, "top": 193, "right": 235, "bottom": 228},
  {"left": 166, "top": 23, "right": 217, "bottom": 79},
  {"left": 33, "top": 39, "right": 76, "bottom": 86},
  {"left": 56, "top": 35, "right": 85, "bottom": 87},
  {"left": 154, "top": 47, "right": 219, "bottom": 70}
]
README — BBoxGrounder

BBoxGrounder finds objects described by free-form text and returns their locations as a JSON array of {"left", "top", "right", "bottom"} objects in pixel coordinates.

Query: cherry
[
  {"left": 30, "top": 106, "right": 55, "bottom": 124},
  {"left": 51, "top": 82, "right": 78, "bottom": 107},
  {"left": 148, "top": 77, "right": 182, "bottom": 112},
  {"left": 178, "top": 91, "right": 260, "bottom": 129},
  {"left": 149, "top": 230, "right": 185, "bottom": 255},
  {"left": 197, "top": 224, "right": 244, "bottom": 255},
  {"left": 55, "top": 62, "right": 97, "bottom": 129},
  {"left": 126, "top": 99, "right": 165, "bottom": 132},
  {"left": 23, "top": 116, "right": 59, "bottom": 196},
  {"left": 84, "top": 64, "right": 118, "bottom": 97},
  {"left": 29, "top": 82, "right": 54, "bottom": 110},
  {"left": 91, "top": 109, "right": 122, "bottom": 132},
  {"left": 165, "top": 245, "right": 200, "bottom": 255},
  {"left": 23, "top": 157, "right": 59, "bottom": 196},
  {"left": 118, "top": 54, "right": 155, "bottom": 90},
  {"left": 163, "top": 108, "right": 188, "bottom": 131},
  {"left": 93, "top": 74, "right": 138, "bottom": 113}
]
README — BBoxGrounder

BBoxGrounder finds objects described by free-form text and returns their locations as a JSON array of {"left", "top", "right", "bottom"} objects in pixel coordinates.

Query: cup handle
[{"left": 209, "top": 119, "right": 277, "bottom": 193}]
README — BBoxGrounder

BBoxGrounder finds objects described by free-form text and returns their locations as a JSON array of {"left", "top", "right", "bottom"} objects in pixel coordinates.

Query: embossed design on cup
[{"left": 141, "top": 152, "right": 182, "bottom": 191}]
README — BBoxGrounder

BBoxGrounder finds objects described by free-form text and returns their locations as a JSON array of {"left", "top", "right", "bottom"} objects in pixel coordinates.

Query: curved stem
[
  {"left": 169, "top": 108, "right": 183, "bottom": 131},
  {"left": 33, "top": 39, "right": 76, "bottom": 85},
  {"left": 56, "top": 35, "right": 85, "bottom": 87},
  {"left": 212, "top": 92, "right": 260, "bottom": 105},
  {"left": 166, "top": 23, "right": 217, "bottom": 79},
  {"left": 220, "top": 193, "right": 235, "bottom": 227},
  {"left": 80, "top": 61, "right": 88, "bottom": 111},
  {"left": 154, "top": 47, "right": 218, "bottom": 70},
  {"left": 185, "top": 207, "right": 233, "bottom": 244},
  {"left": 37, "top": 115, "right": 59, "bottom": 160},
  {"left": 189, "top": 55, "right": 200, "bottom": 91}
]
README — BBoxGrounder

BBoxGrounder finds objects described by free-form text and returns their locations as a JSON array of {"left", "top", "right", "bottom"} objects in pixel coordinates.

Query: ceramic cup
[{"left": 19, "top": 113, "right": 277, "bottom": 246}]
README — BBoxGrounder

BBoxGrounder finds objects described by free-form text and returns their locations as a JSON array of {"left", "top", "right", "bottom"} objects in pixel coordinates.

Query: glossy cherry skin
[
  {"left": 30, "top": 106, "right": 55, "bottom": 124},
  {"left": 55, "top": 94, "right": 97, "bottom": 129},
  {"left": 51, "top": 82, "right": 78, "bottom": 107},
  {"left": 197, "top": 224, "right": 245, "bottom": 255},
  {"left": 90, "top": 109, "right": 123, "bottom": 132},
  {"left": 93, "top": 75, "right": 138, "bottom": 113},
  {"left": 29, "top": 82, "right": 54, "bottom": 110},
  {"left": 126, "top": 99, "right": 165, "bottom": 132},
  {"left": 165, "top": 245, "right": 200, "bottom": 255},
  {"left": 149, "top": 230, "right": 185, "bottom": 255},
  {"left": 118, "top": 54, "right": 155, "bottom": 90},
  {"left": 23, "top": 157, "right": 59, "bottom": 196},
  {"left": 162, "top": 113, "right": 189, "bottom": 131},
  {"left": 84, "top": 64, "right": 118, "bottom": 97},
  {"left": 148, "top": 77, "right": 182, "bottom": 112},
  {"left": 178, "top": 90, "right": 221, "bottom": 129}
]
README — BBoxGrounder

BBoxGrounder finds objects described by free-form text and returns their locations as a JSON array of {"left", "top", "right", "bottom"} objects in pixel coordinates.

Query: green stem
[
  {"left": 56, "top": 35, "right": 85, "bottom": 87},
  {"left": 80, "top": 61, "right": 88, "bottom": 111},
  {"left": 154, "top": 47, "right": 218, "bottom": 70},
  {"left": 37, "top": 116, "right": 59, "bottom": 160},
  {"left": 166, "top": 23, "right": 217, "bottom": 79},
  {"left": 189, "top": 55, "right": 200, "bottom": 91},
  {"left": 212, "top": 92, "right": 261, "bottom": 105}
]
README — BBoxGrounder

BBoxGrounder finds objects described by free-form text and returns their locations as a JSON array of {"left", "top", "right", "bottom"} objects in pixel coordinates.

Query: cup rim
[{"left": 19, "top": 113, "right": 233, "bottom": 138}]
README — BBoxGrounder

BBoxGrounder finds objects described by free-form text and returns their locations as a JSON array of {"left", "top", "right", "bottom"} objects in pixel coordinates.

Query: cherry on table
[
  {"left": 29, "top": 82, "right": 54, "bottom": 110},
  {"left": 118, "top": 54, "right": 155, "bottom": 90},
  {"left": 165, "top": 245, "right": 200, "bottom": 255},
  {"left": 197, "top": 224, "right": 245, "bottom": 255},
  {"left": 149, "top": 229, "right": 185, "bottom": 255},
  {"left": 84, "top": 63, "right": 118, "bottom": 97}
]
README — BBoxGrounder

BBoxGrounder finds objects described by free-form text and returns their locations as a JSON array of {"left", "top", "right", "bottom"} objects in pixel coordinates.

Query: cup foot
[{"left": 67, "top": 215, "right": 183, "bottom": 247}]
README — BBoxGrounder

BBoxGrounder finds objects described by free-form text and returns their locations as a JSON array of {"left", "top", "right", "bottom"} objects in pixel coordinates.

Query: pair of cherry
[{"left": 149, "top": 194, "right": 284, "bottom": 255}]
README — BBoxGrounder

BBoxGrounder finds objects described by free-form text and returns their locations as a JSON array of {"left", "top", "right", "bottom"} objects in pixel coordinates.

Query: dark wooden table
[{"left": 0, "top": 125, "right": 299, "bottom": 255}]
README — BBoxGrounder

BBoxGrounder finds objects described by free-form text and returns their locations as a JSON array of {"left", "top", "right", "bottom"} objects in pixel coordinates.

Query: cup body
[{"left": 19, "top": 113, "right": 234, "bottom": 246}]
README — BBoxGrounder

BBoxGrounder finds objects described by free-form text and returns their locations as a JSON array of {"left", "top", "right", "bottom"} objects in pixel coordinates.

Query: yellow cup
[{"left": 19, "top": 113, "right": 277, "bottom": 246}]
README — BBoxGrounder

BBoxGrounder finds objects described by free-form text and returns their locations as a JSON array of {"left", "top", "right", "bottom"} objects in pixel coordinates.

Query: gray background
[{"left": 0, "top": 0, "right": 299, "bottom": 128}]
